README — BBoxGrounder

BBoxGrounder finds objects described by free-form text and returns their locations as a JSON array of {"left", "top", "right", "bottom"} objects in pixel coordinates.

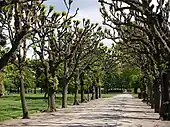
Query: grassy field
[{"left": 0, "top": 93, "right": 116, "bottom": 121}]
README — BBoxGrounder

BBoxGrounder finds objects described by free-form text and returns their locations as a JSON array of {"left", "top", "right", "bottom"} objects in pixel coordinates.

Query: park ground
[
  {"left": 1, "top": 94, "right": 170, "bottom": 127},
  {"left": 0, "top": 93, "right": 113, "bottom": 121}
]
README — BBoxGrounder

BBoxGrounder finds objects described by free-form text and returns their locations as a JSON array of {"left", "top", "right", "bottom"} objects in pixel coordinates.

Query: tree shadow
[
  {"left": 118, "top": 103, "right": 152, "bottom": 108},
  {"left": 79, "top": 113, "right": 159, "bottom": 121},
  {"left": 0, "top": 95, "right": 19, "bottom": 99},
  {"left": 111, "top": 108, "right": 154, "bottom": 113},
  {"left": 25, "top": 96, "right": 48, "bottom": 100}
]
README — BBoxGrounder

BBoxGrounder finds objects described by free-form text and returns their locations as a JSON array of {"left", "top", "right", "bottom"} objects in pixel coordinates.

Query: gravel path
[{"left": 1, "top": 94, "right": 170, "bottom": 127}]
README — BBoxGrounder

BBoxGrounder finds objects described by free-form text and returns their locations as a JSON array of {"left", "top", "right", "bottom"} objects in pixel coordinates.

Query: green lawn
[
  {"left": 102, "top": 93, "right": 118, "bottom": 98},
  {"left": 0, "top": 93, "right": 116, "bottom": 121}
]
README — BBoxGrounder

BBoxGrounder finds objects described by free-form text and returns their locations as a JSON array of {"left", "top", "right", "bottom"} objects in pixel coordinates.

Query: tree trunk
[
  {"left": 47, "top": 55, "right": 57, "bottom": 111},
  {"left": 159, "top": 71, "right": 170, "bottom": 119},
  {"left": 73, "top": 74, "right": 79, "bottom": 105},
  {"left": 18, "top": 46, "right": 29, "bottom": 119},
  {"left": 147, "top": 82, "right": 151, "bottom": 105},
  {"left": 48, "top": 87, "right": 56, "bottom": 112},
  {"left": 95, "top": 77, "right": 99, "bottom": 99},
  {"left": 87, "top": 86, "right": 90, "bottom": 101},
  {"left": 150, "top": 85, "right": 154, "bottom": 109},
  {"left": 19, "top": 74, "right": 29, "bottom": 119},
  {"left": 99, "top": 86, "right": 101, "bottom": 98},
  {"left": 47, "top": 81, "right": 56, "bottom": 111},
  {"left": 154, "top": 78, "right": 160, "bottom": 113},
  {"left": 73, "top": 85, "right": 79, "bottom": 105},
  {"left": 107, "top": 87, "right": 109, "bottom": 94},
  {"left": 95, "top": 86, "right": 99, "bottom": 99},
  {"left": 34, "top": 87, "right": 36, "bottom": 94},
  {"left": 44, "top": 65, "right": 56, "bottom": 112},
  {"left": 0, "top": 72, "right": 4, "bottom": 97},
  {"left": 91, "top": 83, "right": 95, "bottom": 100},
  {"left": 80, "top": 72, "right": 85, "bottom": 103},
  {"left": 62, "top": 78, "right": 68, "bottom": 108},
  {"left": 40, "top": 88, "right": 43, "bottom": 94},
  {"left": 44, "top": 65, "right": 51, "bottom": 111}
]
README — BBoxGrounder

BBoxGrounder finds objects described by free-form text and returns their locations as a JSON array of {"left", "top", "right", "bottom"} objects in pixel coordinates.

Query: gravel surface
[{"left": 0, "top": 94, "right": 170, "bottom": 127}]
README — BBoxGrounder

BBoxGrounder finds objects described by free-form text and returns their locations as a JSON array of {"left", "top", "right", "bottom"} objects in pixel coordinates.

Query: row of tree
[
  {"left": 99, "top": 0, "right": 170, "bottom": 120},
  {"left": 0, "top": 0, "right": 136, "bottom": 119},
  {"left": 0, "top": 0, "right": 152, "bottom": 120},
  {"left": 0, "top": 0, "right": 109, "bottom": 118}
]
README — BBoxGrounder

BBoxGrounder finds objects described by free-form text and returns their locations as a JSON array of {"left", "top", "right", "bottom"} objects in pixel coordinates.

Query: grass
[
  {"left": 132, "top": 93, "right": 138, "bottom": 98},
  {"left": 0, "top": 93, "right": 116, "bottom": 121},
  {"left": 102, "top": 93, "right": 118, "bottom": 98}
]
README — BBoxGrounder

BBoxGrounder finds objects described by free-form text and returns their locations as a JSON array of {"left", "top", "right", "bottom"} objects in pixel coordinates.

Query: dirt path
[{"left": 1, "top": 94, "right": 170, "bottom": 127}]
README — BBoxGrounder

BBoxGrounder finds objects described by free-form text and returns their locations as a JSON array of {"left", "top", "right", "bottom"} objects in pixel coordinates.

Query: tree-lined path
[{"left": 1, "top": 94, "right": 170, "bottom": 127}]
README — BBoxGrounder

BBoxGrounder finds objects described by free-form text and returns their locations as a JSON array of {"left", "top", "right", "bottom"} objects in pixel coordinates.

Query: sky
[{"left": 44, "top": 0, "right": 113, "bottom": 47}]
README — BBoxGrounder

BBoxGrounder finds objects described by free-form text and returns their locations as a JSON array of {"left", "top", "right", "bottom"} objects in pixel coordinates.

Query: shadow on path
[{"left": 0, "top": 94, "right": 169, "bottom": 127}]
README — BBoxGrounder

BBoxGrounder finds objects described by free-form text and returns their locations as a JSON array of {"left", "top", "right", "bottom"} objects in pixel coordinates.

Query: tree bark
[
  {"left": 73, "top": 85, "right": 79, "bottom": 105},
  {"left": 48, "top": 87, "right": 56, "bottom": 112},
  {"left": 80, "top": 72, "right": 85, "bottom": 103},
  {"left": 62, "top": 78, "right": 68, "bottom": 108},
  {"left": 99, "top": 85, "right": 101, "bottom": 98},
  {"left": 18, "top": 45, "right": 29, "bottom": 119},
  {"left": 34, "top": 87, "right": 36, "bottom": 94},
  {"left": 91, "top": 82, "right": 95, "bottom": 100},
  {"left": 159, "top": 71, "right": 170, "bottom": 119},
  {"left": 40, "top": 88, "right": 43, "bottom": 94},
  {"left": 19, "top": 73, "right": 29, "bottom": 119},
  {"left": 147, "top": 82, "right": 151, "bottom": 105},
  {"left": 150, "top": 85, "right": 154, "bottom": 109},
  {"left": 107, "top": 87, "right": 109, "bottom": 94},
  {"left": 87, "top": 86, "right": 90, "bottom": 101},
  {"left": 48, "top": 61, "right": 57, "bottom": 111},
  {"left": 44, "top": 65, "right": 56, "bottom": 112},
  {"left": 0, "top": 43, "right": 19, "bottom": 71},
  {"left": 95, "top": 86, "right": 99, "bottom": 99},
  {"left": 153, "top": 78, "right": 160, "bottom": 113},
  {"left": 73, "top": 74, "right": 79, "bottom": 105},
  {"left": 44, "top": 65, "right": 51, "bottom": 111},
  {"left": 0, "top": 72, "right": 4, "bottom": 97}
]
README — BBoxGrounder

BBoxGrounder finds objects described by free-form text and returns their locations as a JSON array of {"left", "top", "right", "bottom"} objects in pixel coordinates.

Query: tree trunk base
[
  {"left": 22, "top": 113, "right": 30, "bottom": 119},
  {"left": 22, "top": 116, "right": 30, "bottom": 119},
  {"left": 91, "top": 97, "right": 95, "bottom": 100},
  {"left": 81, "top": 96, "right": 88, "bottom": 103},
  {"left": 151, "top": 103, "right": 154, "bottom": 109},
  {"left": 155, "top": 107, "right": 160, "bottom": 113},
  {"left": 73, "top": 100, "right": 79, "bottom": 105}
]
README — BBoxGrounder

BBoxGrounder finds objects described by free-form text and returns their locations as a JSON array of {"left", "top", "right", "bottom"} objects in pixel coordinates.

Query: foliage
[{"left": 3, "top": 62, "right": 36, "bottom": 90}]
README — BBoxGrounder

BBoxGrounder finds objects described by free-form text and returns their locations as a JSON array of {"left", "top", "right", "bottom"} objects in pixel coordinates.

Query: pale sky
[{"left": 44, "top": 0, "right": 113, "bottom": 47}]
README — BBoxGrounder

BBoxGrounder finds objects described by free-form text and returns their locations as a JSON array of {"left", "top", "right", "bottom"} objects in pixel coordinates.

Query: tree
[
  {"left": 0, "top": 72, "right": 4, "bottom": 97},
  {"left": 99, "top": 0, "right": 170, "bottom": 119},
  {"left": 31, "top": 0, "right": 80, "bottom": 110},
  {"left": 0, "top": 0, "right": 47, "bottom": 71},
  {"left": 56, "top": 19, "right": 104, "bottom": 108}
]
